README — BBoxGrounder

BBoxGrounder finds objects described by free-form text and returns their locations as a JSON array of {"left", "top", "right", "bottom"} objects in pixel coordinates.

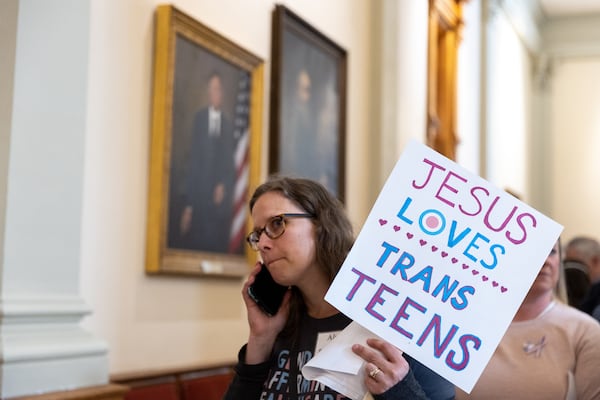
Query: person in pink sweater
[{"left": 456, "top": 240, "right": 600, "bottom": 400}]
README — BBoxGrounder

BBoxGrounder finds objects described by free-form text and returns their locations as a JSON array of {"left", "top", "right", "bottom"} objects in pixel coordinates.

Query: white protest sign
[{"left": 325, "top": 140, "right": 563, "bottom": 393}]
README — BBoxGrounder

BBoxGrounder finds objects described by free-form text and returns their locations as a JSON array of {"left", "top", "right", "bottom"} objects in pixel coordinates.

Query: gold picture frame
[{"left": 145, "top": 5, "right": 263, "bottom": 277}]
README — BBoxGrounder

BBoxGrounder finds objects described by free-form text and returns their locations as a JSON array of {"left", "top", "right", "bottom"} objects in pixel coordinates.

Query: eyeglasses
[{"left": 246, "top": 213, "right": 314, "bottom": 251}]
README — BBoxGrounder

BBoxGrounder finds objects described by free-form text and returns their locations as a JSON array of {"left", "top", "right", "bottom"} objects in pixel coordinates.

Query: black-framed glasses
[{"left": 246, "top": 213, "right": 314, "bottom": 251}]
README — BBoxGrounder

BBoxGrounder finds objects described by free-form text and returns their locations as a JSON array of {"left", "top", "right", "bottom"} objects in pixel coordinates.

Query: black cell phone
[{"left": 248, "top": 264, "right": 288, "bottom": 316}]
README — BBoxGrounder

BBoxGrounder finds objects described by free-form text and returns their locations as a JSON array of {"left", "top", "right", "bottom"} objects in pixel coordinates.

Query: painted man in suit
[{"left": 179, "top": 72, "right": 238, "bottom": 253}]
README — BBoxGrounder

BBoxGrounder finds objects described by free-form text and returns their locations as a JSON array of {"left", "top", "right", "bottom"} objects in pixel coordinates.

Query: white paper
[{"left": 302, "top": 322, "right": 382, "bottom": 400}]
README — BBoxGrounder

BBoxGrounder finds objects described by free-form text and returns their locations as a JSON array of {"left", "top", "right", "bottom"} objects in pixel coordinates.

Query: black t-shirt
[{"left": 263, "top": 313, "right": 351, "bottom": 399}]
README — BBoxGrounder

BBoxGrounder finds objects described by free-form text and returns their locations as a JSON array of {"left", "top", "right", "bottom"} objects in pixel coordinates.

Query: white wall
[
  {"left": 368, "top": 0, "right": 429, "bottom": 198},
  {"left": 549, "top": 58, "right": 600, "bottom": 240},
  {"left": 485, "top": 7, "right": 532, "bottom": 199},
  {"left": 456, "top": 0, "right": 482, "bottom": 175},
  {"left": 80, "top": 0, "right": 431, "bottom": 375},
  {"left": 540, "top": 13, "right": 600, "bottom": 241}
]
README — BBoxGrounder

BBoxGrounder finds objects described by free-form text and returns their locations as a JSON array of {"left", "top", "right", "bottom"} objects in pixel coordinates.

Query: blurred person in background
[{"left": 565, "top": 236, "right": 600, "bottom": 321}]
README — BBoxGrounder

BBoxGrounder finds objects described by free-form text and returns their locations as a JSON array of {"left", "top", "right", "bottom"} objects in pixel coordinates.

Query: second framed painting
[{"left": 269, "top": 5, "right": 347, "bottom": 202}]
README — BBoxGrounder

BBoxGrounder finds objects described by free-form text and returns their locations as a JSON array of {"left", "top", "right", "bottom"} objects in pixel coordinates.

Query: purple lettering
[
  {"left": 506, "top": 212, "right": 537, "bottom": 245},
  {"left": 389, "top": 297, "right": 427, "bottom": 339},
  {"left": 416, "top": 314, "right": 459, "bottom": 358},
  {"left": 412, "top": 158, "right": 446, "bottom": 189},
  {"left": 366, "top": 284, "right": 399, "bottom": 322},
  {"left": 346, "top": 268, "right": 377, "bottom": 301},
  {"left": 483, "top": 196, "right": 518, "bottom": 232},
  {"left": 445, "top": 334, "right": 482, "bottom": 371},
  {"left": 459, "top": 186, "right": 488, "bottom": 216},
  {"left": 435, "top": 171, "right": 467, "bottom": 207}
]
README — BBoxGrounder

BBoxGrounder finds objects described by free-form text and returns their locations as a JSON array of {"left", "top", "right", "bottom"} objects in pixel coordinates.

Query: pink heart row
[{"left": 379, "top": 217, "right": 509, "bottom": 294}]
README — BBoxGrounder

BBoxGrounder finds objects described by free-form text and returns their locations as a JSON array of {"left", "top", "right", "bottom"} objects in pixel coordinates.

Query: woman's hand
[
  {"left": 242, "top": 262, "right": 291, "bottom": 364},
  {"left": 352, "top": 338, "right": 410, "bottom": 395}
]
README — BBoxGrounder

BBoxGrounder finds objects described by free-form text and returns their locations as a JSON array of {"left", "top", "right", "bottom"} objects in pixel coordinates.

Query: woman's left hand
[{"left": 352, "top": 338, "right": 410, "bottom": 395}]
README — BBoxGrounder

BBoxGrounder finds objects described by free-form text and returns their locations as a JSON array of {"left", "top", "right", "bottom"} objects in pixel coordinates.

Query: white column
[
  {"left": 370, "top": 0, "right": 429, "bottom": 193},
  {"left": 0, "top": 0, "right": 109, "bottom": 397}
]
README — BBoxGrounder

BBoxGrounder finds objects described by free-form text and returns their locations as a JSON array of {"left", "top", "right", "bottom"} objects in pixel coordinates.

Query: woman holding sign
[
  {"left": 456, "top": 241, "right": 600, "bottom": 400},
  {"left": 224, "top": 176, "right": 454, "bottom": 400}
]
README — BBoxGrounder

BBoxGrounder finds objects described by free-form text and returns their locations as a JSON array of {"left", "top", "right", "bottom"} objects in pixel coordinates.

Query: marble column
[{"left": 0, "top": 0, "right": 109, "bottom": 397}]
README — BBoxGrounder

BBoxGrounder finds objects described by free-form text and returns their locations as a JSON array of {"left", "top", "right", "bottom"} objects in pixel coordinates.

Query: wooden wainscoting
[
  {"left": 110, "top": 364, "right": 234, "bottom": 400},
  {"left": 7, "top": 384, "right": 129, "bottom": 400}
]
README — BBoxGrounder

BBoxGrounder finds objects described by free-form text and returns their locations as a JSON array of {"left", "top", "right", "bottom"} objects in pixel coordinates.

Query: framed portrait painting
[
  {"left": 145, "top": 5, "right": 263, "bottom": 277},
  {"left": 269, "top": 5, "right": 347, "bottom": 201}
]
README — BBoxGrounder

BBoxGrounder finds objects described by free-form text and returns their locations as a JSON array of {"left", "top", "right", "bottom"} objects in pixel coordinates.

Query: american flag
[{"left": 229, "top": 73, "right": 251, "bottom": 254}]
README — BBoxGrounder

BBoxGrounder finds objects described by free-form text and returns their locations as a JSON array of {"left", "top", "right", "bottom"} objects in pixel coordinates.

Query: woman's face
[
  {"left": 528, "top": 242, "right": 560, "bottom": 297},
  {"left": 250, "top": 191, "right": 318, "bottom": 286}
]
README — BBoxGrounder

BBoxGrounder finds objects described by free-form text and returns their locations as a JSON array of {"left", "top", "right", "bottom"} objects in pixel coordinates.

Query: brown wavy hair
[{"left": 249, "top": 175, "right": 354, "bottom": 338}]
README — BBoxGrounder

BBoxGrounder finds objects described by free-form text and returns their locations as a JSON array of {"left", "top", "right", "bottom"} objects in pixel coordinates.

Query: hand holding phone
[{"left": 247, "top": 264, "right": 288, "bottom": 316}]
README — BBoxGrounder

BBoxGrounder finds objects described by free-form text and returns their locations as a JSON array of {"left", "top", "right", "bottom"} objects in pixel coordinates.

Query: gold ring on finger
[{"left": 369, "top": 366, "right": 382, "bottom": 379}]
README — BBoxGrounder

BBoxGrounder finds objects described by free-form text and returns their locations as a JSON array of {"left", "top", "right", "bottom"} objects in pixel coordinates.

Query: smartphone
[{"left": 248, "top": 264, "right": 288, "bottom": 316}]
